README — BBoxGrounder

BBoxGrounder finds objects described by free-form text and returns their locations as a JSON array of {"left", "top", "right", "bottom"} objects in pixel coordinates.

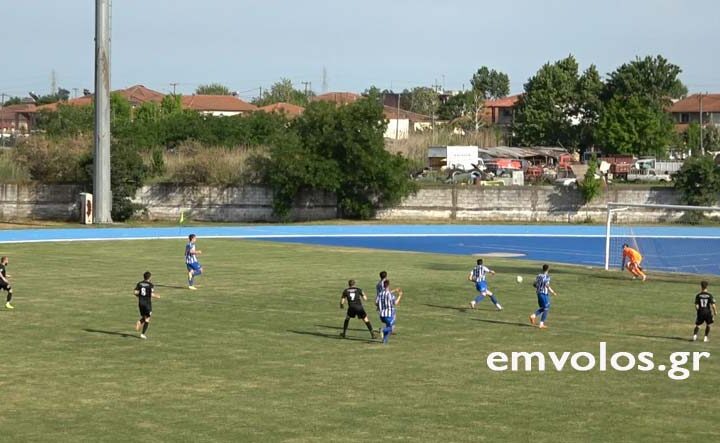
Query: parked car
[{"left": 626, "top": 169, "right": 672, "bottom": 183}]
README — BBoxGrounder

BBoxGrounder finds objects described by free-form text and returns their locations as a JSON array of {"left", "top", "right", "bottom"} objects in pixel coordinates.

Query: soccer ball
[{"left": 516, "top": 275, "right": 523, "bottom": 283}]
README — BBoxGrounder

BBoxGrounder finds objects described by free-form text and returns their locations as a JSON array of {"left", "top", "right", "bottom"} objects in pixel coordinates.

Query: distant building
[
  {"left": 257, "top": 102, "right": 305, "bottom": 118},
  {"left": 180, "top": 95, "right": 257, "bottom": 116},
  {"left": 382, "top": 106, "right": 432, "bottom": 140},
  {"left": 668, "top": 94, "right": 720, "bottom": 132},
  {"left": 0, "top": 103, "right": 37, "bottom": 134},
  {"left": 312, "top": 92, "right": 361, "bottom": 106},
  {"left": 482, "top": 94, "right": 521, "bottom": 126}
]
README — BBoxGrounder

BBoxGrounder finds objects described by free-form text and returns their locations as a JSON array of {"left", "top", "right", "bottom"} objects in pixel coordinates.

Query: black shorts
[
  {"left": 346, "top": 306, "right": 367, "bottom": 319},
  {"left": 139, "top": 303, "right": 152, "bottom": 318},
  {"left": 696, "top": 311, "right": 714, "bottom": 325},
  {"left": 0, "top": 282, "right": 9, "bottom": 291}
]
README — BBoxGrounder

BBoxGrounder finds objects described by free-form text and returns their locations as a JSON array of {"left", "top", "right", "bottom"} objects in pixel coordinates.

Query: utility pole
[
  {"left": 396, "top": 92, "right": 400, "bottom": 140},
  {"left": 699, "top": 92, "right": 705, "bottom": 156},
  {"left": 170, "top": 82, "right": 179, "bottom": 95},
  {"left": 94, "top": 0, "right": 112, "bottom": 223},
  {"left": 301, "top": 81, "right": 310, "bottom": 99},
  {"left": 51, "top": 69, "right": 57, "bottom": 95},
  {"left": 1, "top": 93, "right": 6, "bottom": 148}
]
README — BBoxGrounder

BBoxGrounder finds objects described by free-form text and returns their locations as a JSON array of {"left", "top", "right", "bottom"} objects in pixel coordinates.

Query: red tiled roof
[
  {"left": 669, "top": 94, "right": 720, "bottom": 113},
  {"left": 382, "top": 105, "right": 432, "bottom": 122},
  {"left": 34, "top": 84, "right": 165, "bottom": 112},
  {"left": 181, "top": 95, "right": 257, "bottom": 112},
  {"left": 484, "top": 94, "right": 522, "bottom": 108},
  {"left": 122, "top": 85, "right": 165, "bottom": 106},
  {"left": 312, "top": 92, "right": 361, "bottom": 105},
  {"left": 258, "top": 102, "right": 304, "bottom": 117}
]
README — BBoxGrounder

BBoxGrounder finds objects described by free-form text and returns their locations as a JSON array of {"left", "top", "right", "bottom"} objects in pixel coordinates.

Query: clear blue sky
[{"left": 1, "top": 0, "right": 718, "bottom": 101}]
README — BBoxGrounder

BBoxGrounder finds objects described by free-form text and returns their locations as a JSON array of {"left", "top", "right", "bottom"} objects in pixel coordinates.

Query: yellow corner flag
[{"left": 179, "top": 210, "right": 185, "bottom": 224}]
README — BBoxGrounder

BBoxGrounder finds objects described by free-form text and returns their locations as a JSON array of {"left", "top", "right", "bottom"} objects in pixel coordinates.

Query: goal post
[{"left": 605, "top": 202, "right": 720, "bottom": 272}]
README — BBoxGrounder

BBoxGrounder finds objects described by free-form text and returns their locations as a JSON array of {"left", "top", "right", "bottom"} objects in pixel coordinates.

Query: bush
[
  {"left": 163, "top": 141, "right": 260, "bottom": 186},
  {"left": 578, "top": 157, "right": 602, "bottom": 203},
  {"left": 0, "top": 150, "right": 30, "bottom": 183},
  {"left": 13, "top": 136, "right": 90, "bottom": 183},
  {"left": 80, "top": 142, "right": 149, "bottom": 221},
  {"left": 673, "top": 155, "right": 720, "bottom": 207}
]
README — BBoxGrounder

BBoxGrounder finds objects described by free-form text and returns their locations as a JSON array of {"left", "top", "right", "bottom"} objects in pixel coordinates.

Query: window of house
[{"left": 680, "top": 113, "right": 690, "bottom": 123}]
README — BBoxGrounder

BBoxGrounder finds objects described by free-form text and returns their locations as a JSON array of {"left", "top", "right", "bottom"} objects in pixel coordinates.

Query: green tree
[
  {"left": 514, "top": 55, "right": 590, "bottom": 148},
  {"left": 1, "top": 96, "right": 24, "bottom": 106},
  {"left": 195, "top": 83, "right": 232, "bottom": 95},
  {"left": 673, "top": 155, "right": 720, "bottom": 207},
  {"left": 438, "top": 91, "right": 472, "bottom": 123},
  {"left": 578, "top": 156, "right": 601, "bottom": 203},
  {"left": 265, "top": 95, "right": 417, "bottom": 219},
  {"left": 685, "top": 122, "right": 702, "bottom": 155},
  {"left": 404, "top": 86, "right": 439, "bottom": 118},
  {"left": 595, "top": 96, "right": 674, "bottom": 157},
  {"left": 160, "top": 94, "right": 183, "bottom": 114},
  {"left": 254, "top": 79, "right": 311, "bottom": 107},
  {"left": 465, "top": 67, "right": 511, "bottom": 131},
  {"left": 603, "top": 55, "right": 687, "bottom": 105}
]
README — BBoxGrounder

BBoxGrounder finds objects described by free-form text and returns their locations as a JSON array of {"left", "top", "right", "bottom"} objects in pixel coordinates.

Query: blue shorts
[
  {"left": 380, "top": 316, "right": 396, "bottom": 327},
  {"left": 537, "top": 293, "right": 550, "bottom": 309},
  {"left": 187, "top": 262, "right": 202, "bottom": 272},
  {"left": 475, "top": 281, "right": 488, "bottom": 293}
]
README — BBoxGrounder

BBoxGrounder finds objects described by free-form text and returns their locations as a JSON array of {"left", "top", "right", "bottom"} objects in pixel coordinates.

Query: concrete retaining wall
[
  {"left": 0, "top": 183, "right": 700, "bottom": 224},
  {"left": 376, "top": 186, "right": 685, "bottom": 223},
  {"left": 0, "top": 184, "right": 336, "bottom": 222}
]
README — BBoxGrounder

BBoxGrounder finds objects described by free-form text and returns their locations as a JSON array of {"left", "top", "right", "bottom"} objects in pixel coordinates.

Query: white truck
[
  {"left": 428, "top": 145, "right": 485, "bottom": 171},
  {"left": 635, "top": 158, "right": 683, "bottom": 175},
  {"left": 626, "top": 169, "right": 672, "bottom": 183}
]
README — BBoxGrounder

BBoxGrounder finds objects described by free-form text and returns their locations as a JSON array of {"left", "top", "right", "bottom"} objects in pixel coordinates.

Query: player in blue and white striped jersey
[
  {"left": 185, "top": 234, "right": 203, "bottom": 290},
  {"left": 376, "top": 270, "right": 388, "bottom": 296},
  {"left": 529, "top": 264, "right": 557, "bottom": 329},
  {"left": 375, "top": 279, "right": 403, "bottom": 344},
  {"left": 468, "top": 259, "right": 502, "bottom": 311}
]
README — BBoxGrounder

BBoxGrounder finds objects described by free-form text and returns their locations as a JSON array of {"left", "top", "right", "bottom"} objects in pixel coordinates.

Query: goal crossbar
[{"left": 604, "top": 202, "right": 720, "bottom": 270}]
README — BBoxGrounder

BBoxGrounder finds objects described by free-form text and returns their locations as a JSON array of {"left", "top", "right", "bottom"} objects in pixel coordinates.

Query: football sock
[
  {"left": 694, "top": 326, "right": 700, "bottom": 336},
  {"left": 343, "top": 318, "right": 350, "bottom": 334},
  {"left": 142, "top": 322, "right": 149, "bottom": 334},
  {"left": 489, "top": 295, "right": 499, "bottom": 305},
  {"left": 534, "top": 308, "right": 543, "bottom": 317},
  {"left": 6, "top": 291, "right": 12, "bottom": 302},
  {"left": 705, "top": 325, "right": 711, "bottom": 338},
  {"left": 383, "top": 326, "right": 392, "bottom": 342},
  {"left": 194, "top": 269, "right": 202, "bottom": 276},
  {"left": 365, "top": 321, "right": 374, "bottom": 332},
  {"left": 540, "top": 309, "right": 548, "bottom": 323},
  {"left": 474, "top": 295, "right": 485, "bottom": 304}
]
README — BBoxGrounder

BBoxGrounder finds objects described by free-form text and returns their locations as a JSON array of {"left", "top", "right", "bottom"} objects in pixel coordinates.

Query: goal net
[{"left": 605, "top": 202, "right": 720, "bottom": 275}]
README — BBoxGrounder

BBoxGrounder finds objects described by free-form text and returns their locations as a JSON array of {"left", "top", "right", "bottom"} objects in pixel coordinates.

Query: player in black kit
[
  {"left": 0, "top": 256, "right": 14, "bottom": 309},
  {"left": 134, "top": 271, "right": 159, "bottom": 339},
  {"left": 340, "top": 279, "right": 377, "bottom": 339},
  {"left": 693, "top": 280, "right": 717, "bottom": 342}
]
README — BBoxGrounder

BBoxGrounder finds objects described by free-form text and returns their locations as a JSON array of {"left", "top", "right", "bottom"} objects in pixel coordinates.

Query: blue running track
[{"left": 2, "top": 224, "right": 720, "bottom": 275}]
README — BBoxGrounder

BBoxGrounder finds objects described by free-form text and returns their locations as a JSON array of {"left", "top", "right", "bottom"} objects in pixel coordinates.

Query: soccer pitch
[{"left": 0, "top": 238, "right": 716, "bottom": 442}]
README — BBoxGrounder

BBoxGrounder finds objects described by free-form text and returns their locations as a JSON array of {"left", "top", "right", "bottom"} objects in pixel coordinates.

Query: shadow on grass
[
  {"left": 473, "top": 318, "right": 535, "bottom": 328},
  {"left": 423, "top": 263, "right": 466, "bottom": 272},
  {"left": 624, "top": 333, "right": 690, "bottom": 342},
  {"left": 83, "top": 328, "right": 142, "bottom": 339},
  {"left": 423, "top": 303, "right": 499, "bottom": 313},
  {"left": 316, "top": 324, "right": 370, "bottom": 332},
  {"left": 288, "top": 330, "right": 376, "bottom": 343},
  {"left": 154, "top": 283, "right": 191, "bottom": 290}
]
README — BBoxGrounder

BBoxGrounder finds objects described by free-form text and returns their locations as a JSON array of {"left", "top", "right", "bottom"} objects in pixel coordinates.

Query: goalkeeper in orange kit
[{"left": 622, "top": 243, "right": 646, "bottom": 281}]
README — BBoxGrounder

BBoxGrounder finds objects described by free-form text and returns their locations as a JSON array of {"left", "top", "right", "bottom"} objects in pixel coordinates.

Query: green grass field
[{"left": 0, "top": 238, "right": 717, "bottom": 442}]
